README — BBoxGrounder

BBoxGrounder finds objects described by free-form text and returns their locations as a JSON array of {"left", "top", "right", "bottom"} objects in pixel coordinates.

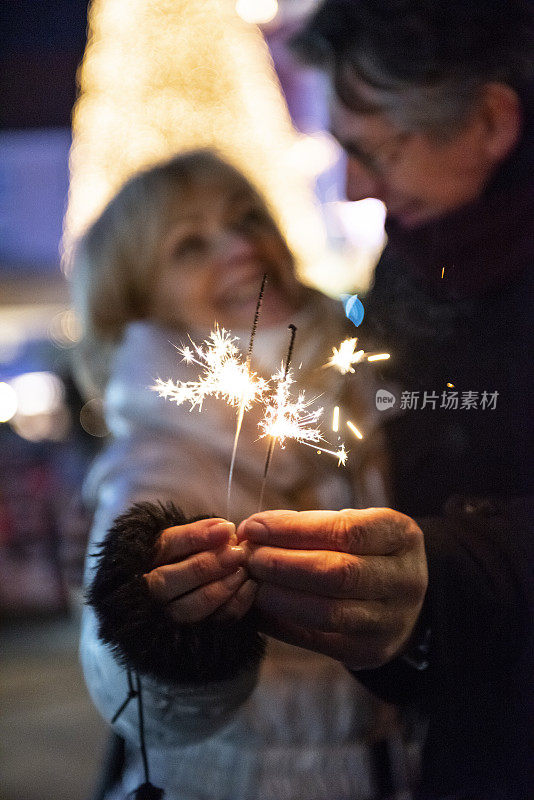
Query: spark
[
  {"left": 257, "top": 324, "right": 346, "bottom": 497},
  {"left": 337, "top": 443, "right": 348, "bottom": 465},
  {"left": 367, "top": 353, "right": 390, "bottom": 362},
  {"left": 347, "top": 420, "right": 363, "bottom": 440},
  {"left": 324, "top": 337, "right": 390, "bottom": 373},
  {"left": 181, "top": 346, "right": 194, "bottom": 363},
  {"left": 332, "top": 405, "right": 340, "bottom": 432},
  {"left": 258, "top": 325, "right": 298, "bottom": 511},
  {"left": 447, "top": 382, "right": 455, "bottom": 388},
  {"left": 258, "top": 368, "right": 347, "bottom": 464},
  {"left": 441, "top": 267, "right": 445, "bottom": 279},
  {"left": 259, "top": 368, "right": 324, "bottom": 448},
  {"left": 313, "top": 442, "right": 348, "bottom": 466},
  {"left": 153, "top": 325, "right": 268, "bottom": 412},
  {"left": 325, "top": 337, "right": 365, "bottom": 374}
]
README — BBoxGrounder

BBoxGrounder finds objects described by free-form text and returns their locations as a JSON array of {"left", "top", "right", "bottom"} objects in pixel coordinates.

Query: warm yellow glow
[
  {"left": 325, "top": 338, "right": 365, "bottom": 374},
  {"left": 326, "top": 339, "right": 391, "bottom": 373},
  {"left": 154, "top": 327, "right": 268, "bottom": 411},
  {"left": 259, "top": 368, "right": 323, "bottom": 447},
  {"left": 259, "top": 370, "right": 347, "bottom": 466},
  {"left": 347, "top": 420, "right": 363, "bottom": 440},
  {"left": 336, "top": 443, "right": 348, "bottom": 467},
  {"left": 235, "top": 0, "right": 278, "bottom": 24},
  {"left": 315, "top": 442, "right": 348, "bottom": 467},
  {"left": 332, "top": 405, "right": 340, "bottom": 432},
  {"left": 447, "top": 382, "right": 454, "bottom": 388},
  {"left": 64, "top": 0, "right": 324, "bottom": 278},
  {"left": 441, "top": 267, "right": 445, "bottom": 279}
]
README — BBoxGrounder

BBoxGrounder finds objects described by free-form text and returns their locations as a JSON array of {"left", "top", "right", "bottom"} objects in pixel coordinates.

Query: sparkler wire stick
[
  {"left": 247, "top": 272, "right": 267, "bottom": 362},
  {"left": 258, "top": 323, "right": 297, "bottom": 511},
  {"left": 226, "top": 273, "right": 267, "bottom": 519}
]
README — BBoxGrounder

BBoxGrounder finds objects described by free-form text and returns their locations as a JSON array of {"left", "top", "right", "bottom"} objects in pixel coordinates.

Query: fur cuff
[{"left": 87, "top": 501, "right": 265, "bottom": 684}]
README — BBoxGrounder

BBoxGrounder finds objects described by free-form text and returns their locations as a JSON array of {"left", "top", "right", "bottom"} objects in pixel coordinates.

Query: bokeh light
[
  {"left": 79, "top": 398, "right": 109, "bottom": 438},
  {"left": 64, "top": 0, "right": 325, "bottom": 281},
  {"left": 235, "top": 0, "right": 278, "bottom": 25},
  {"left": 10, "top": 407, "right": 71, "bottom": 443},
  {"left": 48, "top": 309, "right": 82, "bottom": 348},
  {"left": 287, "top": 132, "right": 340, "bottom": 179},
  {"left": 334, "top": 199, "right": 386, "bottom": 250},
  {"left": 9, "top": 372, "right": 64, "bottom": 417},
  {"left": 5, "top": 372, "right": 70, "bottom": 442},
  {"left": 0, "top": 382, "right": 18, "bottom": 423}
]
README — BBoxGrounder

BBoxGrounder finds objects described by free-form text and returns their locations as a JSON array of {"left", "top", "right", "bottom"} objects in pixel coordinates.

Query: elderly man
[{"left": 238, "top": 2, "right": 533, "bottom": 798}]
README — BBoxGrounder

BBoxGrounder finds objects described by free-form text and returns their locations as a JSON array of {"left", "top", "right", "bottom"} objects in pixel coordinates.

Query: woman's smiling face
[{"left": 149, "top": 176, "right": 302, "bottom": 331}]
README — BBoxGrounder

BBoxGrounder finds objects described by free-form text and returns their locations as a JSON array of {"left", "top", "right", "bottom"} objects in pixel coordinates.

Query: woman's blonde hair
[{"left": 69, "top": 149, "right": 294, "bottom": 397}]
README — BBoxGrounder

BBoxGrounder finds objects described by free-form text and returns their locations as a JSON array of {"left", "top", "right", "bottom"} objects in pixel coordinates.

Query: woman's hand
[
  {"left": 237, "top": 508, "right": 428, "bottom": 669},
  {"left": 143, "top": 518, "right": 256, "bottom": 623}
]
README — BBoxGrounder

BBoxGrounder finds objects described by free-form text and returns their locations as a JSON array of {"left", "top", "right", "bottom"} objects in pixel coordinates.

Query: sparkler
[
  {"left": 153, "top": 326, "right": 268, "bottom": 413},
  {"left": 155, "top": 288, "right": 350, "bottom": 518},
  {"left": 257, "top": 325, "right": 347, "bottom": 510},
  {"left": 226, "top": 273, "right": 267, "bottom": 518},
  {"left": 316, "top": 442, "right": 348, "bottom": 466},
  {"left": 258, "top": 324, "right": 297, "bottom": 511},
  {"left": 324, "top": 337, "right": 390, "bottom": 374},
  {"left": 325, "top": 337, "right": 366, "bottom": 374},
  {"left": 153, "top": 276, "right": 269, "bottom": 520}
]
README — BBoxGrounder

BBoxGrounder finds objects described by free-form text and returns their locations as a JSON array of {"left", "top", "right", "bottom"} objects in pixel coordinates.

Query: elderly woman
[{"left": 71, "top": 150, "right": 402, "bottom": 800}]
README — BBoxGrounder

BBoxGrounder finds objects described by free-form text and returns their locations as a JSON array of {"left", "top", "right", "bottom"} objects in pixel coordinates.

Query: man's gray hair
[{"left": 292, "top": 0, "right": 534, "bottom": 138}]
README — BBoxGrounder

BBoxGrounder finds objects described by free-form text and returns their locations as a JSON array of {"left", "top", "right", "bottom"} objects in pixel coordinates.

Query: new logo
[{"left": 376, "top": 389, "right": 396, "bottom": 410}]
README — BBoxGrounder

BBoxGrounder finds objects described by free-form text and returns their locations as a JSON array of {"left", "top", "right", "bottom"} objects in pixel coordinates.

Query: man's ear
[{"left": 478, "top": 82, "right": 522, "bottom": 163}]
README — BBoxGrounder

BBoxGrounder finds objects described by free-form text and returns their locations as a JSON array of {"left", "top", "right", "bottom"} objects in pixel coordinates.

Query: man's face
[{"left": 330, "top": 96, "right": 495, "bottom": 228}]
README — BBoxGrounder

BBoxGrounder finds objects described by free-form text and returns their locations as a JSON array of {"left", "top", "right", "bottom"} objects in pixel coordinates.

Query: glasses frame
[{"left": 342, "top": 130, "right": 412, "bottom": 178}]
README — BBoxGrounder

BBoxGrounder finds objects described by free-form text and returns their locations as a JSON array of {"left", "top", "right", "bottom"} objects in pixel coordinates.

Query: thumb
[{"left": 237, "top": 508, "right": 420, "bottom": 555}]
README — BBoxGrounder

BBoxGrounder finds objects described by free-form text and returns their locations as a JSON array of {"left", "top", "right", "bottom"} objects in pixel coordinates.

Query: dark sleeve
[
  {"left": 88, "top": 501, "right": 265, "bottom": 686},
  {"left": 354, "top": 496, "right": 533, "bottom": 708}
]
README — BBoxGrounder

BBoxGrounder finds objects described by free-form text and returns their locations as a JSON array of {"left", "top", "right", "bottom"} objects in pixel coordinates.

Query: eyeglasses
[{"left": 341, "top": 130, "right": 411, "bottom": 178}]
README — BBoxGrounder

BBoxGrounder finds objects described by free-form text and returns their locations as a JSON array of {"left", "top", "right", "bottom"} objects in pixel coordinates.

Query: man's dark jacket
[{"left": 355, "top": 121, "right": 534, "bottom": 800}]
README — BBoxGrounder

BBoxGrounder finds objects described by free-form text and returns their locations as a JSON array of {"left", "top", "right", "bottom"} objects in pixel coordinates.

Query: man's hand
[
  {"left": 144, "top": 518, "right": 256, "bottom": 623},
  {"left": 236, "top": 508, "right": 428, "bottom": 670}
]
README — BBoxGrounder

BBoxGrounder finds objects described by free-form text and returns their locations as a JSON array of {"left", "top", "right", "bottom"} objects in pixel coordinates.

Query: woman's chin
[{"left": 216, "top": 287, "right": 300, "bottom": 329}]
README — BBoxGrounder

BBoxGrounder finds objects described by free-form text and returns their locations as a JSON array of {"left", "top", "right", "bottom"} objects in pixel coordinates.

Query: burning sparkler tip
[
  {"left": 337, "top": 443, "right": 348, "bottom": 466},
  {"left": 325, "top": 337, "right": 365, "bottom": 374},
  {"left": 153, "top": 326, "right": 268, "bottom": 412}
]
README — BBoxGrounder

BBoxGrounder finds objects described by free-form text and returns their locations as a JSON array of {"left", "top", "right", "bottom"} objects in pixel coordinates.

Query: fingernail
[
  {"left": 219, "top": 545, "right": 247, "bottom": 567},
  {"left": 208, "top": 521, "right": 236, "bottom": 539},
  {"left": 238, "top": 541, "right": 252, "bottom": 558},
  {"left": 242, "top": 519, "right": 268, "bottom": 542},
  {"left": 223, "top": 567, "right": 246, "bottom": 588}
]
